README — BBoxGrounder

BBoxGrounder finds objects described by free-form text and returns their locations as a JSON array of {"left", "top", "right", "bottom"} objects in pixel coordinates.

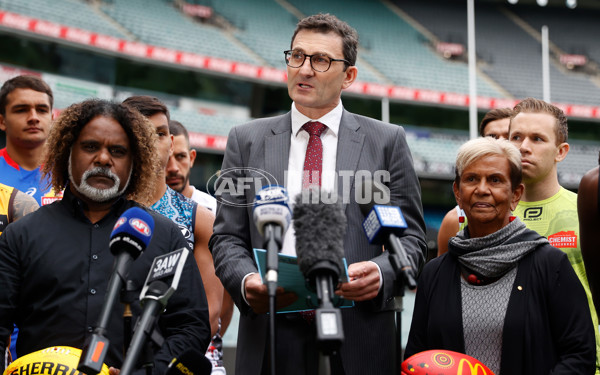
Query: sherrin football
[
  {"left": 402, "top": 350, "right": 495, "bottom": 375},
  {"left": 4, "top": 346, "right": 110, "bottom": 375}
]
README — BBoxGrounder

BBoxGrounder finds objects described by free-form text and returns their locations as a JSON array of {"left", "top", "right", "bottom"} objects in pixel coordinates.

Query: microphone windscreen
[
  {"left": 293, "top": 189, "right": 346, "bottom": 280},
  {"left": 109, "top": 207, "right": 155, "bottom": 258},
  {"left": 357, "top": 179, "right": 391, "bottom": 217},
  {"left": 253, "top": 185, "right": 292, "bottom": 235}
]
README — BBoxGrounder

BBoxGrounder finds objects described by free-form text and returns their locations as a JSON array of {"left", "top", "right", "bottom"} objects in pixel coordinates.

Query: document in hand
[{"left": 253, "top": 248, "right": 354, "bottom": 313}]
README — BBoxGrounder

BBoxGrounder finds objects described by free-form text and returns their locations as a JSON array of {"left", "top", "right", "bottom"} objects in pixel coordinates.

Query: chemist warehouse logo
[{"left": 548, "top": 231, "right": 578, "bottom": 248}]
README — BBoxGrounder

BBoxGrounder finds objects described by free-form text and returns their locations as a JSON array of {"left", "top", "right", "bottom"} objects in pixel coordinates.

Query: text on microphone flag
[
  {"left": 362, "top": 205, "right": 407, "bottom": 243},
  {"left": 255, "top": 184, "right": 288, "bottom": 204},
  {"left": 375, "top": 206, "right": 407, "bottom": 228}
]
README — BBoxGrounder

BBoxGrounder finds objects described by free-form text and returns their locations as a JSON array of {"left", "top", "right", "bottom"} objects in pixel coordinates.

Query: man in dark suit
[{"left": 209, "top": 13, "right": 427, "bottom": 375}]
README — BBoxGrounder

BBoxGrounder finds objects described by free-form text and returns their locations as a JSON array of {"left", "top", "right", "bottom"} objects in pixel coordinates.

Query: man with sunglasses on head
[{"left": 210, "top": 13, "right": 426, "bottom": 375}]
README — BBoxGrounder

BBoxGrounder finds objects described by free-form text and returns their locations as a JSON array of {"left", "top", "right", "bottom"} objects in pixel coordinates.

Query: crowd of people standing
[{"left": 0, "top": 11, "right": 599, "bottom": 375}]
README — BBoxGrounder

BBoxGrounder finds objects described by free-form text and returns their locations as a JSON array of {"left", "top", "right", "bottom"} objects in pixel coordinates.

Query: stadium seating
[
  {"left": 2, "top": 0, "right": 598, "bottom": 104},
  {"left": 398, "top": 0, "right": 600, "bottom": 106},
  {"left": 170, "top": 107, "right": 242, "bottom": 137},
  {"left": 287, "top": 0, "right": 503, "bottom": 97},
  {"left": 512, "top": 5, "right": 600, "bottom": 70},
  {"left": 207, "top": 0, "right": 295, "bottom": 69},
  {"left": 99, "top": 0, "right": 260, "bottom": 64},
  {"left": 0, "top": 0, "right": 597, "bottom": 188},
  {"left": 0, "top": 0, "right": 127, "bottom": 38},
  {"left": 204, "top": 0, "right": 385, "bottom": 83}
]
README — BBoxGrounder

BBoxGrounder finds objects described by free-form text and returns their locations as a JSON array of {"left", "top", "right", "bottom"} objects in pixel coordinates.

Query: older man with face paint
[{"left": 0, "top": 99, "right": 211, "bottom": 374}]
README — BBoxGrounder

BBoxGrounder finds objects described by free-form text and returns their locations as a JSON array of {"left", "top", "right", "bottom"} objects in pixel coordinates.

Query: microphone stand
[
  {"left": 119, "top": 281, "right": 167, "bottom": 375},
  {"left": 387, "top": 234, "right": 417, "bottom": 290},
  {"left": 386, "top": 234, "right": 416, "bottom": 370},
  {"left": 263, "top": 224, "right": 282, "bottom": 375},
  {"left": 121, "top": 280, "right": 138, "bottom": 354},
  {"left": 310, "top": 263, "right": 345, "bottom": 375}
]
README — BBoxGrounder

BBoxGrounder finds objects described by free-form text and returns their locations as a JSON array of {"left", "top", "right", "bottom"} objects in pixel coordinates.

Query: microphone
[
  {"left": 293, "top": 189, "right": 346, "bottom": 353},
  {"left": 119, "top": 247, "right": 191, "bottom": 375},
  {"left": 253, "top": 185, "right": 292, "bottom": 375},
  {"left": 358, "top": 180, "right": 417, "bottom": 290},
  {"left": 78, "top": 207, "right": 154, "bottom": 375},
  {"left": 166, "top": 348, "right": 213, "bottom": 375},
  {"left": 252, "top": 185, "right": 291, "bottom": 296}
]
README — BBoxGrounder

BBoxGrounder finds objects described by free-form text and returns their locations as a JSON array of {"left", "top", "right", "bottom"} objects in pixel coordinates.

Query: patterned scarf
[{"left": 448, "top": 217, "right": 548, "bottom": 278}]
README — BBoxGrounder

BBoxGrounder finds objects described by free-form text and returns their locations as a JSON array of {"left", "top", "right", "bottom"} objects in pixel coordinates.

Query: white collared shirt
[{"left": 281, "top": 101, "right": 343, "bottom": 256}]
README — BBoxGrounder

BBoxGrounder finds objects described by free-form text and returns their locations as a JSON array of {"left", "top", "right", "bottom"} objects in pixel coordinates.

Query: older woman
[{"left": 405, "top": 137, "right": 595, "bottom": 374}]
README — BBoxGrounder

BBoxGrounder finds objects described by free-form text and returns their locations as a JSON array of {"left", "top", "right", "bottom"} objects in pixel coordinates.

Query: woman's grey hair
[{"left": 455, "top": 137, "right": 522, "bottom": 189}]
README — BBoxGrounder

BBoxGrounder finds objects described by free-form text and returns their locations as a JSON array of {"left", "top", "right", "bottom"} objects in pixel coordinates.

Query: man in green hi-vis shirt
[{"left": 510, "top": 97, "right": 600, "bottom": 374}]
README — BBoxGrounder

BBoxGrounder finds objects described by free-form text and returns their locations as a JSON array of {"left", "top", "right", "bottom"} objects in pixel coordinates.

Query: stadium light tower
[
  {"left": 467, "top": 0, "right": 477, "bottom": 139},
  {"left": 507, "top": 0, "right": 576, "bottom": 7},
  {"left": 541, "top": 25, "right": 550, "bottom": 102},
  {"left": 507, "top": 0, "right": 576, "bottom": 102}
]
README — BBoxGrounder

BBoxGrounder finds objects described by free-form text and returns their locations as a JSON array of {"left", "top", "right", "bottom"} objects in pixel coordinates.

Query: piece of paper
[{"left": 253, "top": 248, "right": 354, "bottom": 313}]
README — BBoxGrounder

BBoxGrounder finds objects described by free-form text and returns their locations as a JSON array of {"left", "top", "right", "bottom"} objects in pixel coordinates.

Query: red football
[{"left": 401, "top": 350, "right": 495, "bottom": 374}]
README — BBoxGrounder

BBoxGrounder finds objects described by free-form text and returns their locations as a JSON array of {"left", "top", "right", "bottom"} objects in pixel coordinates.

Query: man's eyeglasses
[{"left": 284, "top": 50, "right": 350, "bottom": 72}]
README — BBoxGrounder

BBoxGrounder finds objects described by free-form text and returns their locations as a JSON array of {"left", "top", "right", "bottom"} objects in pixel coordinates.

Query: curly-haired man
[{"left": 0, "top": 99, "right": 211, "bottom": 374}]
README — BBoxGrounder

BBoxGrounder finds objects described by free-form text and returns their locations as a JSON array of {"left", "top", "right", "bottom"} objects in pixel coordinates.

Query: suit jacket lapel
[
  {"left": 336, "top": 110, "right": 365, "bottom": 207},
  {"left": 265, "top": 113, "right": 292, "bottom": 188}
]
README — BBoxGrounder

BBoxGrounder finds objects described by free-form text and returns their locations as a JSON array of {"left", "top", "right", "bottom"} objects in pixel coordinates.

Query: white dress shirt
[{"left": 281, "top": 101, "right": 342, "bottom": 256}]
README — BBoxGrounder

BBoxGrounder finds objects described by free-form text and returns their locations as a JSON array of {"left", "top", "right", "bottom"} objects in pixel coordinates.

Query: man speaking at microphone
[
  {"left": 0, "top": 99, "right": 211, "bottom": 374},
  {"left": 209, "top": 13, "right": 427, "bottom": 375}
]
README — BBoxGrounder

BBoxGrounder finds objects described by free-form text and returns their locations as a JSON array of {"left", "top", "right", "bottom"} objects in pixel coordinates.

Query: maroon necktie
[{"left": 302, "top": 121, "right": 327, "bottom": 188}]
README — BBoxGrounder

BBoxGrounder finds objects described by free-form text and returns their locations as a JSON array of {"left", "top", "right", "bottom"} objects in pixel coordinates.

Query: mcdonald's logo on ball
[{"left": 401, "top": 350, "right": 494, "bottom": 375}]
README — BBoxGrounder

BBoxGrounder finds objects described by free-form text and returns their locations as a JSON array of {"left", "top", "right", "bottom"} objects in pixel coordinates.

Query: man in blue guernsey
[{"left": 0, "top": 75, "right": 62, "bottom": 206}]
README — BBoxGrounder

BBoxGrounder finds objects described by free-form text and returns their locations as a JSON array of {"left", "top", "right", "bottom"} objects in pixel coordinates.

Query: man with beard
[
  {"left": 166, "top": 120, "right": 216, "bottom": 213},
  {"left": 0, "top": 99, "right": 211, "bottom": 374}
]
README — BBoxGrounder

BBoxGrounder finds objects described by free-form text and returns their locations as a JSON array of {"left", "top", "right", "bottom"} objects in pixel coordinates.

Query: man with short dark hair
[
  {"left": 0, "top": 75, "right": 61, "bottom": 206},
  {"left": 122, "top": 96, "right": 223, "bottom": 339},
  {"left": 210, "top": 13, "right": 426, "bottom": 375},
  {"left": 509, "top": 97, "right": 600, "bottom": 373},
  {"left": 166, "top": 119, "right": 231, "bottom": 374},
  {"left": 0, "top": 99, "right": 210, "bottom": 374},
  {"left": 166, "top": 120, "right": 216, "bottom": 212},
  {"left": 0, "top": 75, "right": 60, "bottom": 363}
]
